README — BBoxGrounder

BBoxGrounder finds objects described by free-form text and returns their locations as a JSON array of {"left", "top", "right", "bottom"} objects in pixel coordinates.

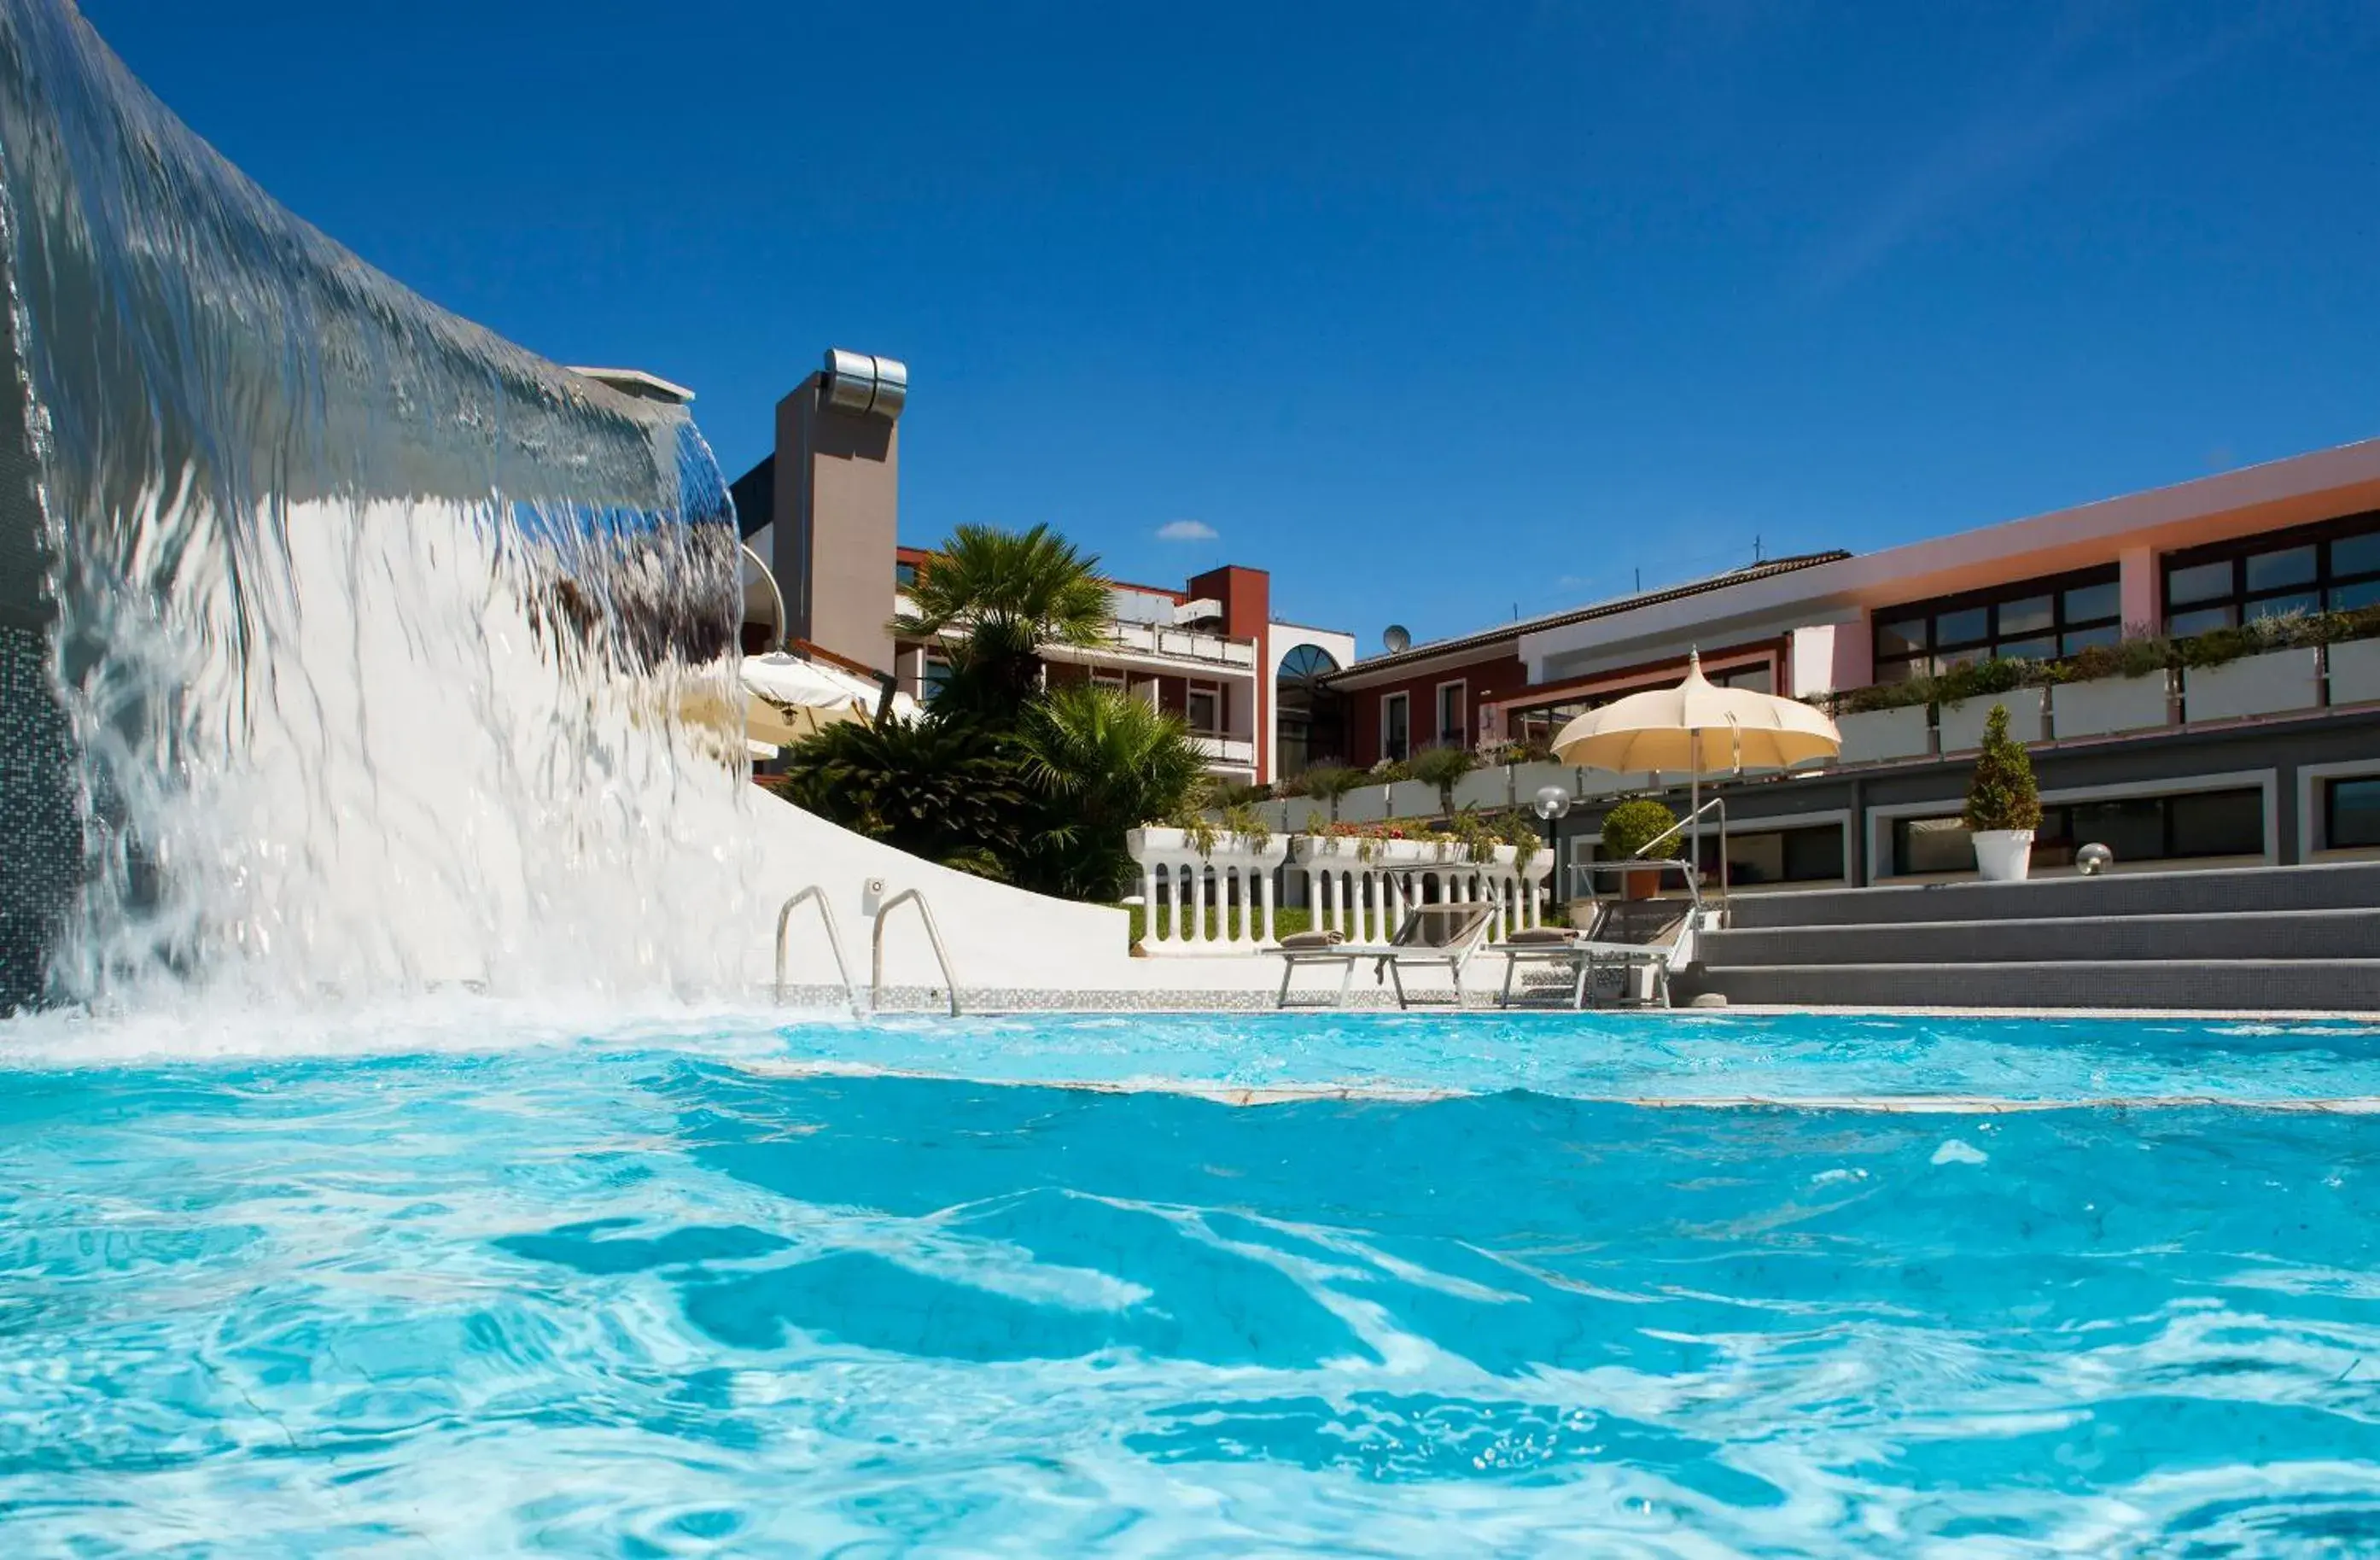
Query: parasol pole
[{"left": 1689, "top": 752, "right": 1700, "bottom": 891}]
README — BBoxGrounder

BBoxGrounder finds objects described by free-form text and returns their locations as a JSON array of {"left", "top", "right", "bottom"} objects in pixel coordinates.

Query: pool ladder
[{"left": 773, "top": 885, "right": 961, "bottom": 1017}]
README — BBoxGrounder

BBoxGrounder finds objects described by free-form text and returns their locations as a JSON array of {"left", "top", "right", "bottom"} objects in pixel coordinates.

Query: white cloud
[{"left": 1155, "top": 519, "right": 1218, "bottom": 542}]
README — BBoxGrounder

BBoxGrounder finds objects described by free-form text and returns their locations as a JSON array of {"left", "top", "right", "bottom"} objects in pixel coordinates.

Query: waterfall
[{"left": 0, "top": 0, "right": 764, "bottom": 1011}]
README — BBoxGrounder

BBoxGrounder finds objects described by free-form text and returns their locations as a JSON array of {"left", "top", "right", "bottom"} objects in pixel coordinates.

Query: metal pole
[{"left": 739, "top": 540, "right": 787, "bottom": 654}]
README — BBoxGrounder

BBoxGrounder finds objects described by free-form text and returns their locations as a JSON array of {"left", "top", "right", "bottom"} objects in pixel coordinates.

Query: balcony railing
[
  {"left": 1105, "top": 621, "right": 1257, "bottom": 669},
  {"left": 1189, "top": 734, "right": 1257, "bottom": 767}
]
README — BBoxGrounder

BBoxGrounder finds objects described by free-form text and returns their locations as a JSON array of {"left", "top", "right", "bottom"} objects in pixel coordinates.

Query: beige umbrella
[{"left": 1550, "top": 650, "right": 1840, "bottom": 890}]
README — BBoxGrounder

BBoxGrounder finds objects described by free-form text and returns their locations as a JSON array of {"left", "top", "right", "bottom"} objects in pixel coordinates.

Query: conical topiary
[{"left": 1963, "top": 704, "right": 2042, "bottom": 833}]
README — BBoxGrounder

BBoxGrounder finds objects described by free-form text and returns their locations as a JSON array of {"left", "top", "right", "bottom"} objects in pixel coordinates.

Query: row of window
[
  {"left": 1574, "top": 820, "right": 1844, "bottom": 895},
  {"left": 2163, "top": 518, "right": 2380, "bottom": 636},
  {"left": 1872, "top": 511, "right": 2380, "bottom": 681},
  {"left": 1379, "top": 681, "right": 1475, "bottom": 762},
  {"left": 1572, "top": 774, "right": 2377, "bottom": 891},
  {"left": 918, "top": 654, "right": 1226, "bottom": 733},
  {"left": 2330, "top": 776, "right": 2380, "bottom": 850},
  {"left": 1893, "top": 787, "right": 2265, "bottom": 875},
  {"left": 1509, "top": 661, "right": 1775, "bottom": 745},
  {"left": 1873, "top": 570, "right": 2121, "bottom": 683}
]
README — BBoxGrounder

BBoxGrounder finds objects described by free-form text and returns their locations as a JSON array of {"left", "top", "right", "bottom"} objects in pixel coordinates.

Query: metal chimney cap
[{"left": 820, "top": 348, "right": 908, "bottom": 422}]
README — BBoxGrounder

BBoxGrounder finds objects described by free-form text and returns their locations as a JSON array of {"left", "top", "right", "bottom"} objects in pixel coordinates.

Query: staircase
[{"left": 1685, "top": 861, "right": 2380, "bottom": 1011}]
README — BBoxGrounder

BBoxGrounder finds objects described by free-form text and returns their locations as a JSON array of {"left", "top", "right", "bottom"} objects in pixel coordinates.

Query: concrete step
[
  {"left": 1724, "top": 861, "right": 2380, "bottom": 931},
  {"left": 1701, "top": 908, "right": 2380, "bottom": 967},
  {"left": 1684, "top": 958, "right": 2380, "bottom": 1011}
]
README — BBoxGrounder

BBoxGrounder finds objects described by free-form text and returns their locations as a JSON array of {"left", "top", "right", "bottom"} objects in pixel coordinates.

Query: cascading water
[{"left": 0, "top": 0, "right": 765, "bottom": 1013}]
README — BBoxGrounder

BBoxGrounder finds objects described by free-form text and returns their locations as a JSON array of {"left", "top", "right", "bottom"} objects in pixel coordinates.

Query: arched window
[
  {"left": 1278, "top": 643, "right": 1339, "bottom": 681},
  {"left": 1275, "top": 643, "right": 1345, "bottom": 776}
]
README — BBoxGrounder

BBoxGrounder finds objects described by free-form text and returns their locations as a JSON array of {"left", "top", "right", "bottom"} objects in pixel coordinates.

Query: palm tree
[
  {"left": 1015, "top": 683, "right": 1210, "bottom": 899},
  {"left": 892, "top": 523, "right": 1111, "bottom": 720},
  {"left": 768, "top": 716, "right": 1033, "bottom": 882}
]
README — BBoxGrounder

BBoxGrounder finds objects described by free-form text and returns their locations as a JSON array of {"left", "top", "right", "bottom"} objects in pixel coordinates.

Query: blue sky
[{"left": 83, "top": 1, "right": 2380, "bottom": 647}]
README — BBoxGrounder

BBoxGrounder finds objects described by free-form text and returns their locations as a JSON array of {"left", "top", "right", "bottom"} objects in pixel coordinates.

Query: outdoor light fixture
[
  {"left": 2077, "top": 843, "right": 2114, "bottom": 875},
  {"left": 1533, "top": 785, "right": 1572, "bottom": 881}
]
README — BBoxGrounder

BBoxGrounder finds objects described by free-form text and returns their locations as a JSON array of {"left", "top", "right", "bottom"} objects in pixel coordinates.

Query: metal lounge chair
[
  {"left": 1490, "top": 859, "right": 1700, "bottom": 1009},
  {"left": 1270, "top": 901, "right": 1500, "bottom": 1010}
]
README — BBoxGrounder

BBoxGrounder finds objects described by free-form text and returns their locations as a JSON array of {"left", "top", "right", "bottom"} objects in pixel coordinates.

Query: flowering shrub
[{"left": 1301, "top": 808, "right": 1540, "bottom": 868}]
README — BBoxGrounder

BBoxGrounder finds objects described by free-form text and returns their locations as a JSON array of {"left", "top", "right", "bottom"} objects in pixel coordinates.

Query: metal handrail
[
  {"left": 1572, "top": 857, "right": 1706, "bottom": 916},
  {"left": 871, "top": 888, "right": 961, "bottom": 1017},
  {"left": 773, "top": 886, "right": 861, "bottom": 1015},
  {"left": 739, "top": 540, "right": 787, "bottom": 653},
  {"left": 1635, "top": 795, "right": 1730, "bottom": 900}
]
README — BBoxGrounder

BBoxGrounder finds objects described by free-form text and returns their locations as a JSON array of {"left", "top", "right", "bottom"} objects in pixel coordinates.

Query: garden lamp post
[{"left": 1534, "top": 784, "right": 1571, "bottom": 907}]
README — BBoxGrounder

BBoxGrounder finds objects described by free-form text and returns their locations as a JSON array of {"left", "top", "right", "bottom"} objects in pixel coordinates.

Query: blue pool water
[{"left": 2, "top": 1008, "right": 2377, "bottom": 1555}]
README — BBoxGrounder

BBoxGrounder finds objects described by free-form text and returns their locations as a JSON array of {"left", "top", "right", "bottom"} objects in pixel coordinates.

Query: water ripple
[{"left": 0, "top": 1014, "right": 2374, "bottom": 1552}]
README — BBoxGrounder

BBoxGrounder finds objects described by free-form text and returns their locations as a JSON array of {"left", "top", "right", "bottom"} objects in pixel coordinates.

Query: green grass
[
  {"left": 1122, "top": 899, "right": 1574, "bottom": 944},
  {"left": 1124, "top": 903, "right": 1313, "bottom": 946}
]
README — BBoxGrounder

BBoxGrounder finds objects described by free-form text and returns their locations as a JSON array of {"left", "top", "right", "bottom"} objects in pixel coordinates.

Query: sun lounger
[
  {"left": 1490, "top": 905, "right": 1689, "bottom": 1009},
  {"left": 1269, "top": 902, "right": 1499, "bottom": 1009}
]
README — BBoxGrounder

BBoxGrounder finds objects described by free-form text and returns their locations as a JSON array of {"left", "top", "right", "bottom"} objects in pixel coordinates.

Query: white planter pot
[
  {"left": 1971, "top": 828, "right": 2034, "bottom": 882},
  {"left": 2330, "top": 637, "right": 2380, "bottom": 706},
  {"left": 2185, "top": 647, "right": 2323, "bottom": 724},
  {"left": 1125, "top": 826, "right": 1286, "bottom": 865},
  {"left": 1836, "top": 704, "right": 1933, "bottom": 764},
  {"left": 1289, "top": 834, "right": 1444, "bottom": 865},
  {"left": 1288, "top": 833, "right": 1357, "bottom": 862},
  {"left": 1938, "top": 688, "right": 2045, "bottom": 754},
  {"left": 1451, "top": 766, "right": 1514, "bottom": 812},
  {"left": 2050, "top": 672, "right": 2171, "bottom": 739},
  {"left": 1386, "top": 780, "right": 1440, "bottom": 820}
]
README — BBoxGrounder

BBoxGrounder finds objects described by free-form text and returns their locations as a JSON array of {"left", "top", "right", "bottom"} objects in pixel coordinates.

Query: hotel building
[
  {"left": 731, "top": 350, "right": 1350, "bottom": 786},
  {"left": 1314, "top": 438, "right": 2380, "bottom": 891}
]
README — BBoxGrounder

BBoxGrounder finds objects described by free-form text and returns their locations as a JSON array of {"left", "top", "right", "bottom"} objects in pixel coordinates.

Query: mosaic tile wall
[
  {"left": 0, "top": 622, "right": 73, "bottom": 1013},
  {"left": 0, "top": 222, "right": 74, "bottom": 1014}
]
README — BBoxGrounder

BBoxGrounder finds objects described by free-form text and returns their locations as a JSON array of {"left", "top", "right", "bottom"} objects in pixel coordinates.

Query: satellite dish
[{"left": 1382, "top": 624, "right": 1411, "bottom": 654}]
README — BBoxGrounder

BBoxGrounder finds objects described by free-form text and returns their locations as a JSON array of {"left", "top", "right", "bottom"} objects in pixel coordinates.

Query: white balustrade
[
  {"left": 1124, "top": 829, "right": 1557, "bottom": 955},
  {"left": 1123, "top": 827, "right": 1287, "bottom": 955},
  {"left": 1288, "top": 837, "right": 1554, "bottom": 946}
]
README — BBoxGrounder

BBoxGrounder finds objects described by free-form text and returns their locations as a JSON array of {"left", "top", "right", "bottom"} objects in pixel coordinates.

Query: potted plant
[
  {"left": 1963, "top": 704, "right": 2041, "bottom": 882},
  {"left": 1599, "top": 798, "right": 1678, "bottom": 900}
]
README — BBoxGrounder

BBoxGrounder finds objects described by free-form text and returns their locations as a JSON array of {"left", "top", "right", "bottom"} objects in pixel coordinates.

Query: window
[
  {"left": 2326, "top": 777, "right": 2380, "bottom": 850},
  {"left": 1892, "top": 787, "right": 2264, "bottom": 875},
  {"left": 1894, "top": 816, "right": 1974, "bottom": 875},
  {"left": 1508, "top": 659, "right": 1772, "bottom": 744},
  {"left": 1872, "top": 567, "right": 2124, "bottom": 681},
  {"left": 1693, "top": 823, "right": 1844, "bottom": 885},
  {"left": 1436, "top": 681, "right": 1466, "bottom": 745},
  {"left": 2162, "top": 511, "right": 2380, "bottom": 635},
  {"left": 1091, "top": 667, "right": 1126, "bottom": 692},
  {"left": 895, "top": 559, "right": 919, "bottom": 589},
  {"left": 1382, "top": 692, "right": 1410, "bottom": 762},
  {"left": 1186, "top": 686, "right": 1220, "bottom": 733},
  {"left": 920, "top": 651, "right": 952, "bottom": 704},
  {"left": 1706, "top": 661, "right": 1775, "bottom": 694}
]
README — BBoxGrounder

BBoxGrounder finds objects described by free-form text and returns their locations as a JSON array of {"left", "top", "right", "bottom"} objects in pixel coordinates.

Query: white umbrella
[
  {"left": 1550, "top": 651, "right": 1840, "bottom": 889},
  {"left": 740, "top": 651, "right": 919, "bottom": 756}
]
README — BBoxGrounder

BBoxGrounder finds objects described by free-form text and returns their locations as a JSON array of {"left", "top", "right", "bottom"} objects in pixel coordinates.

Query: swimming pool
[{"left": 2, "top": 1008, "right": 2375, "bottom": 1554}]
